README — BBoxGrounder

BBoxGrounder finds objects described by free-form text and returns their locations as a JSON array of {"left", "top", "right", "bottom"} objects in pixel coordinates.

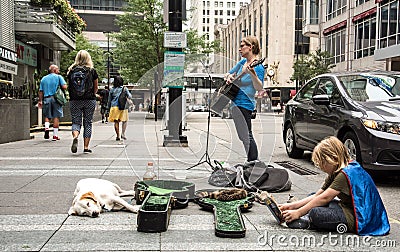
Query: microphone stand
[{"left": 187, "top": 63, "right": 215, "bottom": 171}]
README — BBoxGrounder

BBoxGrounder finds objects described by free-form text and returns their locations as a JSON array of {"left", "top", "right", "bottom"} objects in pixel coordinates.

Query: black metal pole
[
  {"left": 163, "top": 0, "right": 187, "bottom": 146},
  {"left": 107, "top": 35, "right": 110, "bottom": 88}
]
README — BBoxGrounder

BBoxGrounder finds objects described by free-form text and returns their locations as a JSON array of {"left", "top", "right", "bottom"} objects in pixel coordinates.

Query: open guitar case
[
  {"left": 134, "top": 180, "right": 195, "bottom": 232},
  {"left": 194, "top": 189, "right": 255, "bottom": 238}
]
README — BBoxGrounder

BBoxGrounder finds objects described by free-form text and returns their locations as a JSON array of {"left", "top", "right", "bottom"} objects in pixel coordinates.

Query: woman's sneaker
[
  {"left": 44, "top": 129, "right": 50, "bottom": 139},
  {"left": 71, "top": 138, "right": 78, "bottom": 153}
]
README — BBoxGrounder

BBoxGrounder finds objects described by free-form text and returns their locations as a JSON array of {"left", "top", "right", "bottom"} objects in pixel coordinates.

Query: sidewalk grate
[{"left": 275, "top": 161, "right": 319, "bottom": 175}]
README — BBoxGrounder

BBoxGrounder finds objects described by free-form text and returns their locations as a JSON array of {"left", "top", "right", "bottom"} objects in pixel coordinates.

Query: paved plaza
[{"left": 0, "top": 112, "right": 398, "bottom": 251}]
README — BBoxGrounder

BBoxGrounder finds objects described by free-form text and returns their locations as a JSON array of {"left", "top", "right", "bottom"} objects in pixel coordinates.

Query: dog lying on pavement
[{"left": 68, "top": 178, "right": 140, "bottom": 217}]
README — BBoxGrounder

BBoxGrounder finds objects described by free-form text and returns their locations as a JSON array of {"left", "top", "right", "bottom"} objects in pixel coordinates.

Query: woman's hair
[
  {"left": 113, "top": 75, "right": 124, "bottom": 87},
  {"left": 242, "top": 36, "right": 261, "bottom": 55},
  {"left": 311, "top": 136, "right": 351, "bottom": 171},
  {"left": 68, "top": 50, "right": 93, "bottom": 73}
]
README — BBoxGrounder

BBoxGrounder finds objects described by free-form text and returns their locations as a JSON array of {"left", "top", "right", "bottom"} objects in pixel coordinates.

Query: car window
[
  {"left": 315, "top": 78, "right": 343, "bottom": 106},
  {"left": 330, "top": 85, "right": 343, "bottom": 106},
  {"left": 297, "top": 79, "right": 318, "bottom": 101},
  {"left": 315, "top": 78, "right": 335, "bottom": 96},
  {"left": 339, "top": 74, "right": 400, "bottom": 102}
]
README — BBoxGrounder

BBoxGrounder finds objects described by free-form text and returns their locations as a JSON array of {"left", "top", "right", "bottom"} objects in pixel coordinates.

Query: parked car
[{"left": 283, "top": 71, "right": 400, "bottom": 170}]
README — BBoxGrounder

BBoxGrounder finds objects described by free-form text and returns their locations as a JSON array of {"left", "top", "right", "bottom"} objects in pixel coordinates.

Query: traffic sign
[{"left": 164, "top": 32, "right": 187, "bottom": 48}]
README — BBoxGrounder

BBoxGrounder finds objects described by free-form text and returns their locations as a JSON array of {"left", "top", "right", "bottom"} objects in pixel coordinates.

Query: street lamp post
[
  {"left": 107, "top": 33, "right": 110, "bottom": 89},
  {"left": 103, "top": 31, "right": 111, "bottom": 88}
]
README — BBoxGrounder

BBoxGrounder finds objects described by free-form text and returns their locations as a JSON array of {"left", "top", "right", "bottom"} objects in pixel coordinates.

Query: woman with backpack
[
  {"left": 107, "top": 76, "right": 132, "bottom": 141},
  {"left": 67, "top": 50, "right": 99, "bottom": 153}
]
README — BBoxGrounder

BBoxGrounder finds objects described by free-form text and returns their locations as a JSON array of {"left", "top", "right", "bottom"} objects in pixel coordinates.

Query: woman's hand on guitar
[
  {"left": 244, "top": 60, "right": 257, "bottom": 76},
  {"left": 244, "top": 65, "right": 256, "bottom": 76},
  {"left": 225, "top": 73, "right": 236, "bottom": 84}
]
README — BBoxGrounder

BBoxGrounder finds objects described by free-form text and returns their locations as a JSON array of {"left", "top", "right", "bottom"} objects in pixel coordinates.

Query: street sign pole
[{"left": 163, "top": 0, "right": 188, "bottom": 147}]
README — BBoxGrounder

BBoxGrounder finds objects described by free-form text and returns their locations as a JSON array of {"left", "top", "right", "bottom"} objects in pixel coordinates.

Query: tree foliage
[
  {"left": 291, "top": 49, "right": 335, "bottom": 86},
  {"left": 114, "top": 0, "right": 166, "bottom": 84},
  {"left": 113, "top": 0, "right": 223, "bottom": 85},
  {"left": 184, "top": 29, "right": 222, "bottom": 55},
  {"left": 60, "top": 34, "right": 106, "bottom": 80}
]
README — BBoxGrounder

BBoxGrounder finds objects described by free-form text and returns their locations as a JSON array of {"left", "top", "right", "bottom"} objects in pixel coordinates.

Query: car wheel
[
  {"left": 285, "top": 125, "right": 304, "bottom": 158},
  {"left": 342, "top": 132, "right": 362, "bottom": 163}
]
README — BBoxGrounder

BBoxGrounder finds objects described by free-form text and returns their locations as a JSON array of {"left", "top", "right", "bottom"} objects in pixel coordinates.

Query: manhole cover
[{"left": 275, "top": 161, "right": 318, "bottom": 175}]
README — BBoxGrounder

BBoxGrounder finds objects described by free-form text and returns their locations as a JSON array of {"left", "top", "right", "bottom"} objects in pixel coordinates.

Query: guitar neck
[{"left": 226, "top": 58, "right": 265, "bottom": 86}]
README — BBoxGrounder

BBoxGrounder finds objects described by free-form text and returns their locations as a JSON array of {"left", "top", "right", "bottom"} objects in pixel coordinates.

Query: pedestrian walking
[
  {"left": 280, "top": 136, "right": 390, "bottom": 236},
  {"left": 67, "top": 50, "right": 99, "bottom": 153},
  {"left": 99, "top": 85, "right": 109, "bottom": 123},
  {"left": 224, "top": 36, "right": 264, "bottom": 162},
  {"left": 107, "top": 76, "right": 132, "bottom": 141},
  {"left": 38, "top": 64, "right": 67, "bottom": 141}
]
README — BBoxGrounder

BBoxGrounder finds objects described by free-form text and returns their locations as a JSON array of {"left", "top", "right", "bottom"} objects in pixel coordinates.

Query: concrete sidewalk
[{"left": 0, "top": 112, "right": 398, "bottom": 251}]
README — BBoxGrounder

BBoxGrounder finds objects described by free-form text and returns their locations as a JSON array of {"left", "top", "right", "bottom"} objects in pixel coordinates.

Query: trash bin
[{"left": 157, "top": 105, "right": 165, "bottom": 119}]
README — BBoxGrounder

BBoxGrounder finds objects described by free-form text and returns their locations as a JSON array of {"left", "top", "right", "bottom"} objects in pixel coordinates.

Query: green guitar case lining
[{"left": 195, "top": 189, "right": 254, "bottom": 238}]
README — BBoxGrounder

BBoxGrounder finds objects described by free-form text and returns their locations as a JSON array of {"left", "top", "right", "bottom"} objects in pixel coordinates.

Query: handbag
[
  {"left": 55, "top": 85, "right": 67, "bottom": 106},
  {"left": 118, "top": 87, "right": 128, "bottom": 110},
  {"left": 208, "top": 161, "right": 238, "bottom": 187}
]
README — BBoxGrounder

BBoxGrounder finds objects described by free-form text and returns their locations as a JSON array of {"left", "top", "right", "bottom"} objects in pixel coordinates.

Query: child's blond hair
[{"left": 311, "top": 136, "right": 351, "bottom": 171}]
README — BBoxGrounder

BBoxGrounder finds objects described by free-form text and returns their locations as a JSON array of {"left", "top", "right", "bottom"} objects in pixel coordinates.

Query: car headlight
[{"left": 362, "top": 119, "right": 400, "bottom": 135}]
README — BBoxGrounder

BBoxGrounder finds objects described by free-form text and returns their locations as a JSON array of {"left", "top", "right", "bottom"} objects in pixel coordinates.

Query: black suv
[{"left": 283, "top": 71, "right": 400, "bottom": 170}]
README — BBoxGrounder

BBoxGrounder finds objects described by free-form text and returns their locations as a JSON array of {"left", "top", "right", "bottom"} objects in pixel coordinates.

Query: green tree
[
  {"left": 291, "top": 55, "right": 312, "bottom": 86},
  {"left": 113, "top": 0, "right": 167, "bottom": 84},
  {"left": 291, "top": 49, "right": 335, "bottom": 86},
  {"left": 309, "top": 49, "right": 336, "bottom": 76},
  {"left": 114, "top": 0, "right": 223, "bottom": 85},
  {"left": 185, "top": 29, "right": 222, "bottom": 55},
  {"left": 60, "top": 34, "right": 106, "bottom": 79}
]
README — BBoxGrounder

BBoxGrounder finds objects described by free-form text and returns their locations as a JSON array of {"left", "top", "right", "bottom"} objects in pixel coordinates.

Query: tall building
[
  {"left": 0, "top": 0, "right": 17, "bottom": 86},
  {"left": 302, "top": 0, "right": 400, "bottom": 72},
  {"left": 189, "top": 0, "right": 251, "bottom": 42},
  {"left": 1, "top": 0, "right": 76, "bottom": 90},
  {"left": 1, "top": 0, "right": 82, "bottom": 138}
]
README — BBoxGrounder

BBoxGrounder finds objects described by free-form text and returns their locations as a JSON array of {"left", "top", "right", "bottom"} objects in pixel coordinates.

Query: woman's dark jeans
[
  {"left": 232, "top": 106, "right": 258, "bottom": 161},
  {"left": 309, "top": 201, "right": 348, "bottom": 232}
]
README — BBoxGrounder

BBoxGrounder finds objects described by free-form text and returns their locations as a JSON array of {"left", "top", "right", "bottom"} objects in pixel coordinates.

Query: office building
[{"left": 302, "top": 0, "right": 400, "bottom": 71}]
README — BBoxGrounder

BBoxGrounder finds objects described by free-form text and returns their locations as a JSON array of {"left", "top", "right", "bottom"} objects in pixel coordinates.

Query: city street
[{"left": 0, "top": 111, "right": 398, "bottom": 251}]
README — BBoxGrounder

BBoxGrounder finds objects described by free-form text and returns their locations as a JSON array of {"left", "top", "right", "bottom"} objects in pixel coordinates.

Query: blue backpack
[{"left": 69, "top": 66, "right": 93, "bottom": 99}]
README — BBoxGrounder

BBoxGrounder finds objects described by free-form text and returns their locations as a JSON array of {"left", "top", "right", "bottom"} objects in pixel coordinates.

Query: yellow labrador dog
[{"left": 68, "top": 178, "right": 139, "bottom": 217}]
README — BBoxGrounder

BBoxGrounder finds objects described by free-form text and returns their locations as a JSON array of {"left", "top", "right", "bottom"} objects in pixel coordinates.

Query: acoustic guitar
[{"left": 210, "top": 58, "right": 266, "bottom": 115}]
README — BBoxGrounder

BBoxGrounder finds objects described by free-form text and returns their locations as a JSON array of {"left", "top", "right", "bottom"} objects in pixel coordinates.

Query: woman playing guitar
[{"left": 225, "top": 36, "right": 265, "bottom": 162}]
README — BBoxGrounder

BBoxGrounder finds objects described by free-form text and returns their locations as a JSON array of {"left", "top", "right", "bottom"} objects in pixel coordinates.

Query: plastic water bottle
[{"left": 143, "top": 162, "right": 156, "bottom": 180}]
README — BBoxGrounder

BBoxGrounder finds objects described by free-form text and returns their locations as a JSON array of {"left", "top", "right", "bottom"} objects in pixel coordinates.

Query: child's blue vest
[{"left": 342, "top": 161, "right": 390, "bottom": 236}]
